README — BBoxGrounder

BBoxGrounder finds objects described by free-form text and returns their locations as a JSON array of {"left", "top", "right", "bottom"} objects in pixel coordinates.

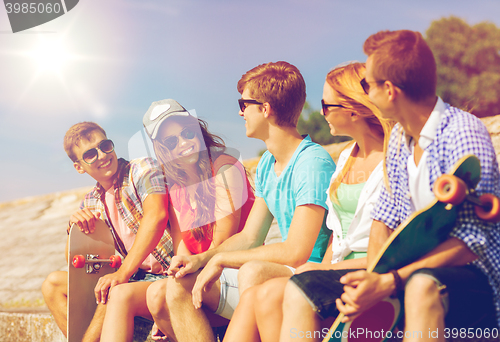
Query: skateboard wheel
[
  {"left": 475, "top": 194, "right": 500, "bottom": 222},
  {"left": 434, "top": 174, "right": 467, "bottom": 206},
  {"left": 110, "top": 255, "right": 122, "bottom": 268},
  {"left": 72, "top": 255, "right": 85, "bottom": 268}
]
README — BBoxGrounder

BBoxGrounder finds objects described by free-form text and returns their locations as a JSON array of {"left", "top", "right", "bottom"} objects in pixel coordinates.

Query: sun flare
[{"left": 30, "top": 38, "right": 70, "bottom": 73}]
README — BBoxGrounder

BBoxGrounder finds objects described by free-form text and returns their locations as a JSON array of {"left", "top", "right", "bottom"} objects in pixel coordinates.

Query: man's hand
[
  {"left": 191, "top": 255, "right": 224, "bottom": 309},
  {"left": 69, "top": 209, "right": 101, "bottom": 234},
  {"left": 94, "top": 269, "right": 129, "bottom": 304},
  {"left": 167, "top": 255, "right": 203, "bottom": 279},
  {"left": 336, "top": 270, "right": 395, "bottom": 323}
]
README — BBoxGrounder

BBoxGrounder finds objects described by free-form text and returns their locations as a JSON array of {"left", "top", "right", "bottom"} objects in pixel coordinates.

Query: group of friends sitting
[{"left": 42, "top": 29, "right": 500, "bottom": 342}]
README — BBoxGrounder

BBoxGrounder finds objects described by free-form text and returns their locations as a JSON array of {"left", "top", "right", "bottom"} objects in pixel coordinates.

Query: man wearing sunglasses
[
  {"left": 157, "top": 61, "right": 335, "bottom": 342},
  {"left": 42, "top": 122, "right": 174, "bottom": 342},
  {"left": 331, "top": 30, "right": 500, "bottom": 339}
]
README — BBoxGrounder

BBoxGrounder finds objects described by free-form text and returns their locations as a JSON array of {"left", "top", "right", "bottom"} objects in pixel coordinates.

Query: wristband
[{"left": 389, "top": 269, "right": 403, "bottom": 298}]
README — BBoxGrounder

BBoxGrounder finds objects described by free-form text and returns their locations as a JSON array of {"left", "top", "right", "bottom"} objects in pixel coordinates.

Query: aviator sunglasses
[
  {"left": 78, "top": 139, "right": 115, "bottom": 164},
  {"left": 161, "top": 127, "right": 197, "bottom": 151}
]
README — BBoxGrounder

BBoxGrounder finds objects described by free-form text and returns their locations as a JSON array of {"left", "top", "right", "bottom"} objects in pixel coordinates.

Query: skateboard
[
  {"left": 67, "top": 219, "right": 121, "bottom": 342},
  {"left": 324, "top": 155, "right": 500, "bottom": 342}
]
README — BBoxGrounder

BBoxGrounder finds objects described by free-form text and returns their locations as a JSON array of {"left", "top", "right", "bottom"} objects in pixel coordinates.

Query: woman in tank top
[{"left": 101, "top": 99, "right": 254, "bottom": 341}]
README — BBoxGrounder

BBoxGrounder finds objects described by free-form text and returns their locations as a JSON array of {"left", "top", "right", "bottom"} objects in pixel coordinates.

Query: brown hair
[
  {"left": 153, "top": 116, "right": 226, "bottom": 241},
  {"left": 64, "top": 122, "right": 107, "bottom": 162},
  {"left": 363, "top": 30, "right": 436, "bottom": 103},
  {"left": 326, "top": 63, "right": 395, "bottom": 202},
  {"left": 237, "top": 61, "right": 306, "bottom": 127}
]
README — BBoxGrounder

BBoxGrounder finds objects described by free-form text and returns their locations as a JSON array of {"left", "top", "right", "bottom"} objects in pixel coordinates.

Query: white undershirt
[
  {"left": 406, "top": 97, "right": 445, "bottom": 212},
  {"left": 407, "top": 144, "right": 434, "bottom": 211}
]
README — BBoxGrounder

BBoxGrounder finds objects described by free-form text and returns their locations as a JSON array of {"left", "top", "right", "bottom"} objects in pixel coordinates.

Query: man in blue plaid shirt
[{"left": 332, "top": 30, "right": 500, "bottom": 337}]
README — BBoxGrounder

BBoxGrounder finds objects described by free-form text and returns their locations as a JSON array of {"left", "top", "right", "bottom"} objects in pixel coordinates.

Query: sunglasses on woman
[
  {"left": 78, "top": 139, "right": 115, "bottom": 164},
  {"left": 161, "top": 127, "right": 197, "bottom": 151},
  {"left": 321, "top": 99, "right": 345, "bottom": 115}
]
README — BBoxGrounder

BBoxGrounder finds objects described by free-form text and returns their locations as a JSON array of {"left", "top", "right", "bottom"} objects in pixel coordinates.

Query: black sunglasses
[
  {"left": 321, "top": 99, "right": 345, "bottom": 115},
  {"left": 360, "top": 78, "right": 404, "bottom": 95},
  {"left": 238, "top": 99, "right": 263, "bottom": 112},
  {"left": 161, "top": 127, "right": 197, "bottom": 151},
  {"left": 78, "top": 139, "right": 115, "bottom": 164}
]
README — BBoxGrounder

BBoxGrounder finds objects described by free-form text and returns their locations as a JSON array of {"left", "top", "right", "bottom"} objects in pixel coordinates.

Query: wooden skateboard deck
[
  {"left": 325, "top": 155, "right": 482, "bottom": 342},
  {"left": 67, "top": 219, "right": 117, "bottom": 342}
]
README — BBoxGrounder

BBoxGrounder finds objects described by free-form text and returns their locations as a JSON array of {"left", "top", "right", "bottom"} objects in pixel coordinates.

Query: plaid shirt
[
  {"left": 372, "top": 102, "right": 500, "bottom": 325},
  {"left": 80, "top": 158, "right": 174, "bottom": 270}
]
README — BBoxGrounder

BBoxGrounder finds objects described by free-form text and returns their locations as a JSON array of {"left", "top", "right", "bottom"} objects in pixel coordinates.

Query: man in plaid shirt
[
  {"left": 42, "top": 122, "right": 173, "bottom": 342},
  {"left": 335, "top": 30, "right": 500, "bottom": 336},
  {"left": 280, "top": 30, "right": 500, "bottom": 342}
]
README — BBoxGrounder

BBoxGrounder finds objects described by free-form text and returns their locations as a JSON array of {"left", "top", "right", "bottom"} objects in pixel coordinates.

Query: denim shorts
[
  {"left": 291, "top": 265, "right": 498, "bottom": 328},
  {"left": 129, "top": 268, "right": 168, "bottom": 283},
  {"left": 214, "top": 268, "right": 240, "bottom": 319},
  {"left": 290, "top": 269, "right": 357, "bottom": 320}
]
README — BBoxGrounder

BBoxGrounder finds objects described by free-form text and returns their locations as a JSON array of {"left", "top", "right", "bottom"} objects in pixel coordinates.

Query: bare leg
[
  {"left": 166, "top": 272, "right": 221, "bottom": 342},
  {"left": 404, "top": 275, "right": 445, "bottom": 342},
  {"left": 255, "top": 277, "right": 289, "bottom": 342},
  {"left": 223, "top": 286, "right": 260, "bottom": 342},
  {"left": 237, "top": 260, "right": 293, "bottom": 294},
  {"left": 101, "top": 282, "right": 154, "bottom": 342},
  {"left": 82, "top": 303, "right": 106, "bottom": 342},
  {"left": 147, "top": 278, "right": 175, "bottom": 340},
  {"left": 42, "top": 271, "right": 68, "bottom": 336},
  {"left": 279, "top": 280, "right": 321, "bottom": 342}
]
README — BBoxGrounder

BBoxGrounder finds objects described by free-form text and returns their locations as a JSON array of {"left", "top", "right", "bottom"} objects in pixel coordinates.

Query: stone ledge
[{"left": 0, "top": 311, "right": 65, "bottom": 342}]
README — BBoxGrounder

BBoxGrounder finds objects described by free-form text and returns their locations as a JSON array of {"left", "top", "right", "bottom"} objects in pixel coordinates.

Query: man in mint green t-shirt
[
  {"left": 148, "top": 61, "right": 335, "bottom": 342},
  {"left": 256, "top": 135, "right": 333, "bottom": 263}
]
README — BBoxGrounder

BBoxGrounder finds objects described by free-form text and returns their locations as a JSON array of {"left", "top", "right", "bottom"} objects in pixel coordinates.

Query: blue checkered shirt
[{"left": 372, "top": 102, "right": 500, "bottom": 325}]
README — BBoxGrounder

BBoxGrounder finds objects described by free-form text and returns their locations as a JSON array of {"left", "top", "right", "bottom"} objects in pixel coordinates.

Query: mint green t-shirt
[
  {"left": 331, "top": 182, "right": 367, "bottom": 260},
  {"left": 255, "top": 135, "right": 336, "bottom": 263}
]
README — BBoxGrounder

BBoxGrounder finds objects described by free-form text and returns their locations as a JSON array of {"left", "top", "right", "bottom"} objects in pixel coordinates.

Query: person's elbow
[{"left": 286, "top": 249, "right": 311, "bottom": 268}]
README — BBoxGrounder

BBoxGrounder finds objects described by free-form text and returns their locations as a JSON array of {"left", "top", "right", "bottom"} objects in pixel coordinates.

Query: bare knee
[
  {"left": 238, "top": 260, "right": 268, "bottom": 292},
  {"left": 108, "top": 283, "right": 135, "bottom": 306},
  {"left": 166, "top": 275, "right": 195, "bottom": 306},
  {"left": 405, "top": 273, "right": 444, "bottom": 315},
  {"left": 255, "top": 279, "right": 286, "bottom": 316},
  {"left": 146, "top": 279, "right": 167, "bottom": 317},
  {"left": 42, "top": 271, "right": 67, "bottom": 298}
]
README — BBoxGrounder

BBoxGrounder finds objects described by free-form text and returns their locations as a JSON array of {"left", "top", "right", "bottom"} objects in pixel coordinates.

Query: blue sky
[{"left": 1, "top": 0, "right": 499, "bottom": 203}]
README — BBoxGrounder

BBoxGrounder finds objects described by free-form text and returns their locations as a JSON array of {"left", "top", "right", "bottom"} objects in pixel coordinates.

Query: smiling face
[
  {"left": 156, "top": 118, "right": 203, "bottom": 166},
  {"left": 73, "top": 130, "right": 118, "bottom": 190},
  {"left": 322, "top": 81, "right": 353, "bottom": 137}
]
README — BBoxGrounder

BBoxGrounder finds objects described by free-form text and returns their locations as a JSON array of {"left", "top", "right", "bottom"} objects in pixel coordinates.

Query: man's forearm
[
  {"left": 397, "top": 237, "right": 477, "bottom": 282},
  {"left": 192, "top": 228, "right": 262, "bottom": 268},
  {"left": 213, "top": 240, "right": 307, "bottom": 270},
  {"left": 367, "top": 220, "right": 393, "bottom": 267}
]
